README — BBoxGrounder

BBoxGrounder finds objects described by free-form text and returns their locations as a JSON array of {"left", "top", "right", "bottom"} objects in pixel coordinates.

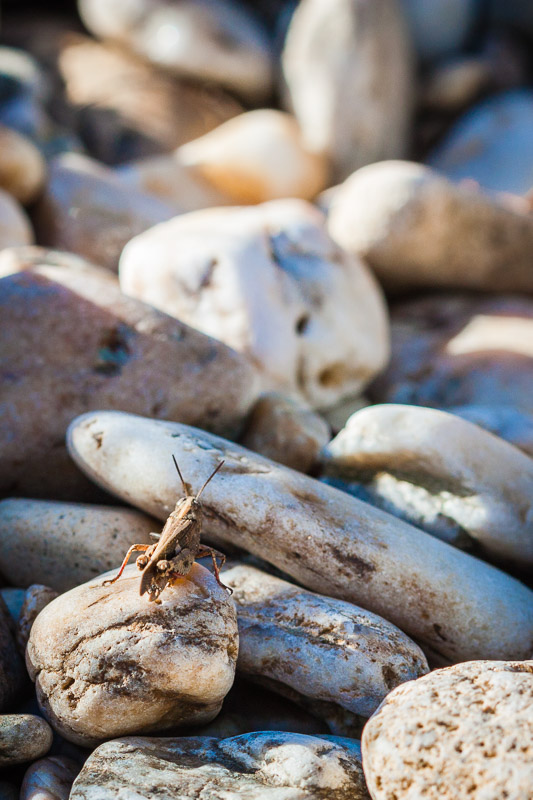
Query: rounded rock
[
  {"left": 239, "top": 392, "right": 330, "bottom": 473},
  {"left": 0, "top": 499, "right": 156, "bottom": 592},
  {"left": 0, "top": 125, "right": 45, "bottom": 204},
  {"left": 323, "top": 404, "right": 533, "bottom": 566},
  {"left": 450, "top": 404, "right": 533, "bottom": 458},
  {"left": 362, "top": 660, "right": 533, "bottom": 800},
  {"left": 327, "top": 160, "right": 533, "bottom": 292},
  {"left": 282, "top": 0, "right": 413, "bottom": 182},
  {"left": 70, "top": 732, "right": 369, "bottom": 799},
  {"left": 34, "top": 153, "right": 175, "bottom": 272},
  {"left": 78, "top": 0, "right": 273, "bottom": 103},
  {"left": 20, "top": 756, "right": 80, "bottom": 800},
  {"left": 178, "top": 110, "right": 328, "bottom": 204},
  {"left": 26, "top": 563, "right": 238, "bottom": 746},
  {"left": 119, "top": 199, "right": 389, "bottom": 408},
  {"left": 0, "top": 187, "right": 33, "bottom": 249},
  {"left": 0, "top": 714, "right": 53, "bottom": 767}
]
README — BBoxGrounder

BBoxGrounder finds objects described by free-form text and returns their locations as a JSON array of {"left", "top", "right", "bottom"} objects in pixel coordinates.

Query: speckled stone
[
  {"left": 0, "top": 714, "right": 53, "bottom": 766},
  {"left": 362, "top": 660, "right": 533, "bottom": 800},
  {"left": 223, "top": 562, "right": 428, "bottom": 734},
  {"left": 70, "top": 733, "right": 370, "bottom": 799},
  {"left": 26, "top": 563, "right": 238, "bottom": 746},
  {"left": 16, "top": 585, "right": 58, "bottom": 654}
]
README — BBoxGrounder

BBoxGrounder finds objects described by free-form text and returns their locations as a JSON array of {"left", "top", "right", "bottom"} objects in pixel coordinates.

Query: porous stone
[
  {"left": 240, "top": 392, "right": 330, "bottom": 472},
  {"left": 322, "top": 404, "right": 533, "bottom": 567},
  {"left": 362, "top": 660, "right": 533, "bottom": 800},
  {"left": 371, "top": 293, "right": 533, "bottom": 413},
  {"left": 0, "top": 714, "right": 53, "bottom": 766},
  {"left": 178, "top": 110, "right": 328, "bottom": 204},
  {"left": 77, "top": 0, "right": 273, "bottom": 103},
  {"left": 327, "top": 161, "right": 533, "bottom": 292},
  {"left": 119, "top": 200, "right": 389, "bottom": 408},
  {"left": 67, "top": 411, "right": 533, "bottom": 662},
  {"left": 16, "top": 585, "right": 58, "bottom": 654},
  {"left": 0, "top": 264, "right": 258, "bottom": 499},
  {"left": 26, "top": 563, "right": 238, "bottom": 746},
  {"left": 450, "top": 405, "right": 533, "bottom": 458},
  {"left": 282, "top": 0, "right": 413, "bottom": 182},
  {"left": 20, "top": 756, "right": 80, "bottom": 800},
  {"left": 0, "top": 499, "right": 156, "bottom": 592},
  {"left": 0, "top": 124, "right": 45, "bottom": 204},
  {"left": 34, "top": 153, "right": 175, "bottom": 271},
  {"left": 427, "top": 89, "right": 533, "bottom": 195},
  {"left": 70, "top": 732, "right": 369, "bottom": 799},
  {"left": 0, "top": 601, "right": 25, "bottom": 712},
  {"left": 57, "top": 36, "right": 241, "bottom": 164},
  {"left": 223, "top": 562, "right": 428, "bottom": 731},
  {"left": 0, "top": 187, "right": 33, "bottom": 249}
]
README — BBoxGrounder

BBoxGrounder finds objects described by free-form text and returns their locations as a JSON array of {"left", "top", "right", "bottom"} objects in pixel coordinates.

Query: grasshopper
[{"left": 103, "top": 457, "right": 231, "bottom": 602}]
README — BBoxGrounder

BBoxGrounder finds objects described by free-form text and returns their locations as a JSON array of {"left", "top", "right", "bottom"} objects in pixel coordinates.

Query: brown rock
[
  {"left": 33, "top": 153, "right": 175, "bottom": 271},
  {"left": 16, "top": 585, "right": 59, "bottom": 654},
  {"left": 0, "top": 125, "right": 45, "bottom": 204},
  {"left": 240, "top": 393, "right": 330, "bottom": 472},
  {"left": 0, "top": 714, "right": 53, "bottom": 766},
  {"left": 0, "top": 264, "right": 259, "bottom": 499}
]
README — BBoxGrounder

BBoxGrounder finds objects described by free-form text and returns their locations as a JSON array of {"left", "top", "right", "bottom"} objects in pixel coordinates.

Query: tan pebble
[
  {"left": 26, "top": 563, "right": 238, "bottom": 746},
  {"left": 223, "top": 562, "right": 428, "bottom": 730},
  {"left": 0, "top": 125, "right": 46, "bottom": 204},
  {"left": 362, "top": 660, "right": 533, "bottom": 800},
  {"left": 178, "top": 109, "right": 328, "bottom": 204},
  {"left": 0, "top": 188, "right": 33, "bottom": 249},
  {"left": 240, "top": 392, "right": 330, "bottom": 472},
  {"left": 0, "top": 499, "right": 155, "bottom": 593},
  {"left": 0, "top": 715, "right": 53, "bottom": 767}
]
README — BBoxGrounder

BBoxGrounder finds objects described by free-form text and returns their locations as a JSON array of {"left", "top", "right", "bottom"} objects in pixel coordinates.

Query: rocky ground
[{"left": 0, "top": 1, "right": 532, "bottom": 798}]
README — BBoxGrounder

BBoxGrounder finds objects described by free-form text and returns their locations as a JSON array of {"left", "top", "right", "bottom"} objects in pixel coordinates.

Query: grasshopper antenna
[
  {"left": 172, "top": 455, "right": 189, "bottom": 496},
  {"left": 196, "top": 460, "right": 225, "bottom": 500}
]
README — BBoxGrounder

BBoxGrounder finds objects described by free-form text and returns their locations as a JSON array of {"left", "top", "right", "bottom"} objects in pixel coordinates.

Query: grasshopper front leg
[{"left": 103, "top": 543, "right": 152, "bottom": 586}]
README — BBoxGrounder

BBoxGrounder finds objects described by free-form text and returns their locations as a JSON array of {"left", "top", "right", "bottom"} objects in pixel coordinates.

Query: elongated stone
[
  {"left": 70, "top": 733, "right": 369, "bottom": 799},
  {"left": 67, "top": 411, "right": 533, "bottom": 662},
  {"left": 223, "top": 562, "right": 428, "bottom": 731}
]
